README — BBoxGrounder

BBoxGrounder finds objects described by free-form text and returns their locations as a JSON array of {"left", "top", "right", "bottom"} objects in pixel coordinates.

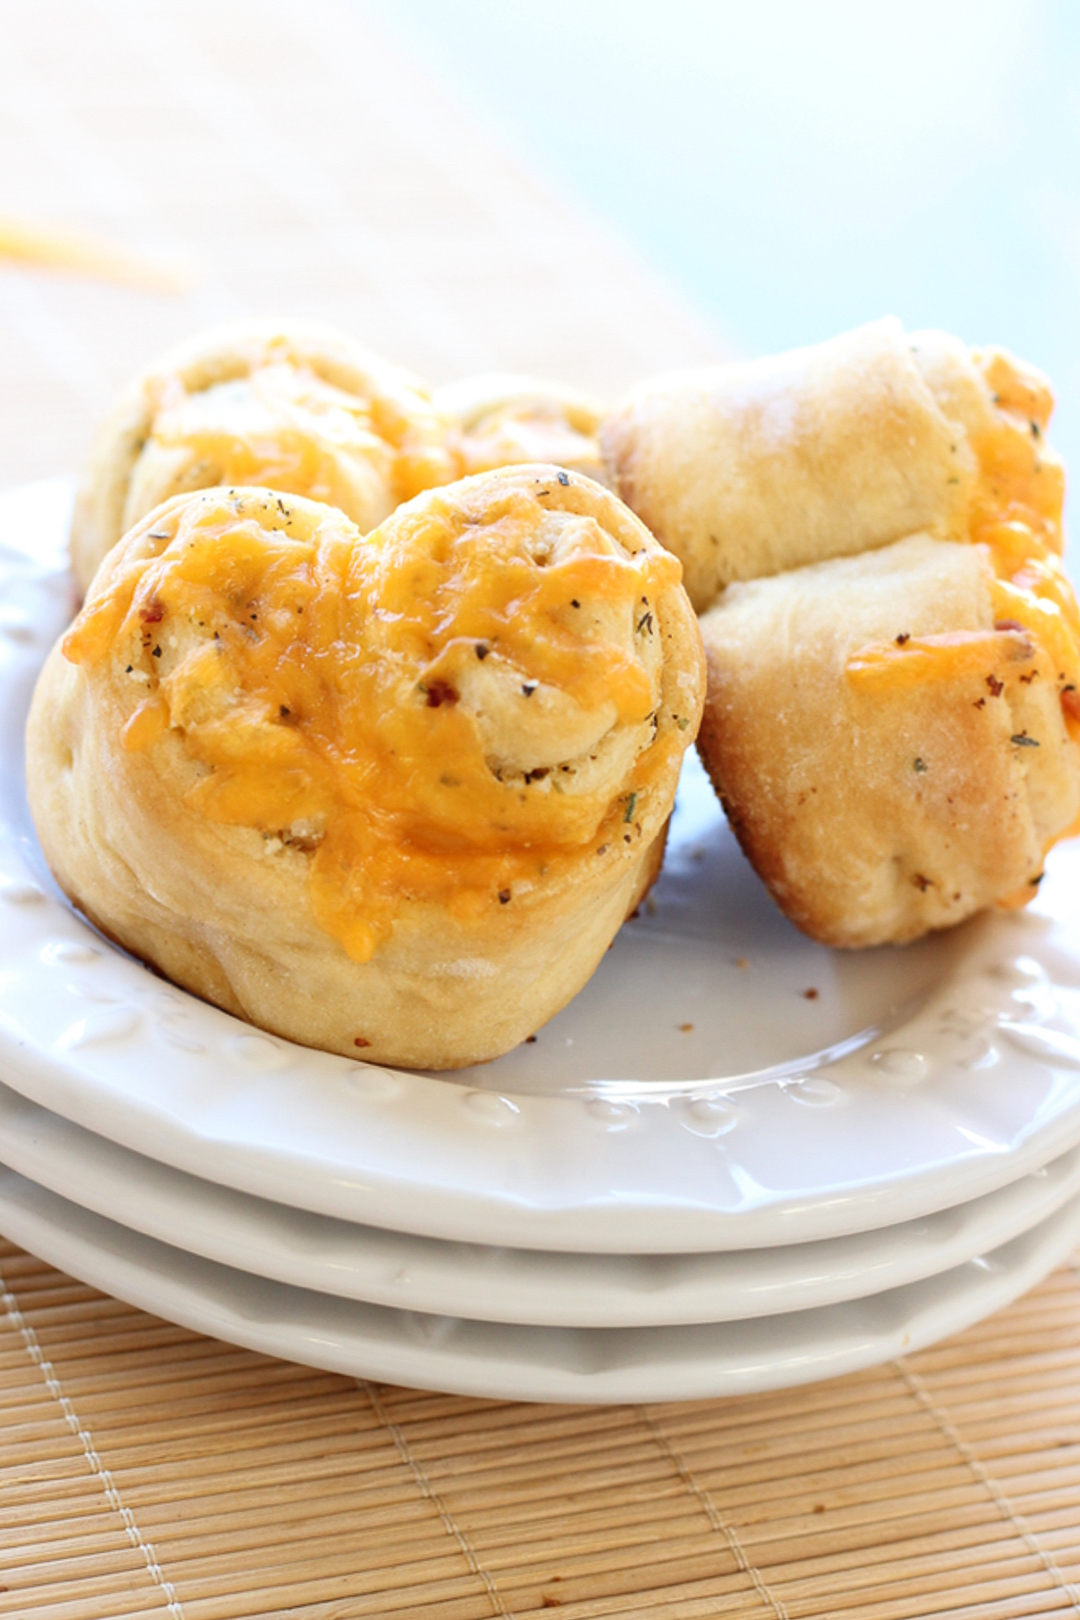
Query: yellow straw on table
[{"left": 0, "top": 214, "right": 191, "bottom": 292}]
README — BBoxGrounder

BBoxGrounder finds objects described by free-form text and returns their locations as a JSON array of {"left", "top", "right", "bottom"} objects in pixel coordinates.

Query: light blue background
[{"left": 363, "top": 0, "right": 1080, "bottom": 530}]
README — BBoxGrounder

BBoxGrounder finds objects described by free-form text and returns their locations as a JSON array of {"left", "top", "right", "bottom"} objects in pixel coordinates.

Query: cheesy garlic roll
[
  {"left": 435, "top": 373, "right": 610, "bottom": 487},
  {"left": 30, "top": 468, "right": 704, "bottom": 1069},
  {"left": 689, "top": 330, "right": 1080, "bottom": 945},
  {"left": 600, "top": 317, "right": 1065, "bottom": 614},
  {"left": 70, "top": 321, "right": 457, "bottom": 596},
  {"left": 700, "top": 535, "right": 1080, "bottom": 946}
]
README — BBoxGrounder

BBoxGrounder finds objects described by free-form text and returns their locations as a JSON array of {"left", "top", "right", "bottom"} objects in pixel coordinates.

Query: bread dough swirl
[
  {"left": 30, "top": 467, "right": 704, "bottom": 1068},
  {"left": 435, "top": 373, "right": 609, "bottom": 486},
  {"left": 70, "top": 321, "right": 457, "bottom": 596}
]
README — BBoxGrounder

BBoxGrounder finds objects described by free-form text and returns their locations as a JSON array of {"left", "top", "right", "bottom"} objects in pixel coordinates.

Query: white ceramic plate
[
  {"left": 1, "top": 1161, "right": 1079, "bottom": 1402},
  {"left": 4, "top": 1076, "right": 1080, "bottom": 1326},
  {"left": 8, "top": 480, "right": 1080, "bottom": 1253}
]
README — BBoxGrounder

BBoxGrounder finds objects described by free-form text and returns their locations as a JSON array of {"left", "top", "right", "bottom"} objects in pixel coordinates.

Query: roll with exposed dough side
[{"left": 603, "top": 319, "right": 1080, "bottom": 946}]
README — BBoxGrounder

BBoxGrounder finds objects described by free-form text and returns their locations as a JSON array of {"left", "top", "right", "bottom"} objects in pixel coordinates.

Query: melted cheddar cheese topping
[
  {"left": 452, "top": 403, "right": 604, "bottom": 482},
  {"left": 844, "top": 349, "right": 1080, "bottom": 903},
  {"left": 64, "top": 481, "right": 683, "bottom": 960},
  {"left": 124, "top": 342, "right": 457, "bottom": 540},
  {"left": 847, "top": 349, "right": 1078, "bottom": 714}
]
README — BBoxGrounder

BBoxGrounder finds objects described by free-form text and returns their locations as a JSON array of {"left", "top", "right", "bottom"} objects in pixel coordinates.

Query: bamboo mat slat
[
  {"left": 7, "top": 1243, "right": 1080, "bottom": 1618},
  {"left": 4, "top": 2, "right": 1080, "bottom": 1616}
]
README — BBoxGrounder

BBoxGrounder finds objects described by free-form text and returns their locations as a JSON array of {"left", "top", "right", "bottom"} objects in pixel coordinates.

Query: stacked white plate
[{"left": 5, "top": 480, "right": 1080, "bottom": 1403}]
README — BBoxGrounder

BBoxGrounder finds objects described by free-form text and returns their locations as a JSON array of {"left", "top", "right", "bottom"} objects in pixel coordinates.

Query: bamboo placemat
[
  {"left": 3, "top": 1236, "right": 1080, "bottom": 1618},
  {"left": 2, "top": 2, "right": 1080, "bottom": 1616}
]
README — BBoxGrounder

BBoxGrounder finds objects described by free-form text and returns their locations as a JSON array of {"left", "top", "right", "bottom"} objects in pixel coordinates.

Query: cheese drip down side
[
  {"left": 63, "top": 478, "right": 684, "bottom": 962},
  {"left": 844, "top": 348, "right": 1080, "bottom": 901},
  {"left": 966, "top": 347, "right": 1078, "bottom": 722},
  {"left": 124, "top": 348, "right": 457, "bottom": 541},
  {"left": 847, "top": 349, "right": 1079, "bottom": 713},
  {"left": 968, "top": 347, "right": 1065, "bottom": 551}
]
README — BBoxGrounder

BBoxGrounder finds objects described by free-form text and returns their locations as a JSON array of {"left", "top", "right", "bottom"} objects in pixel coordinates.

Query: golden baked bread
[
  {"left": 700, "top": 534, "right": 1080, "bottom": 945},
  {"left": 70, "top": 321, "right": 457, "bottom": 596},
  {"left": 435, "top": 373, "right": 609, "bottom": 486},
  {"left": 605, "top": 319, "right": 1080, "bottom": 946},
  {"left": 30, "top": 467, "right": 704, "bottom": 1069},
  {"left": 600, "top": 316, "right": 1065, "bottom": 613}
]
